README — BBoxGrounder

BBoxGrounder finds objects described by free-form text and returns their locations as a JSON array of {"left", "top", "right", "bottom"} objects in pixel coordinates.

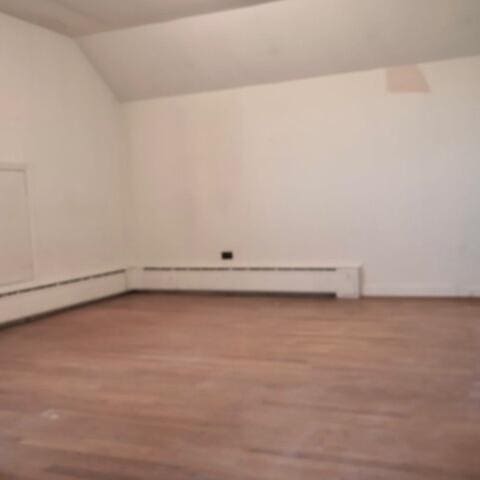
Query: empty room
[{"left": 1, "top": 0, "right": 480, "bottom": 478}]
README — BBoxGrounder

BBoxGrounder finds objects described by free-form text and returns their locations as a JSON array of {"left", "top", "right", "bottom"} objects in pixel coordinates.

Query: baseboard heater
[
  {"left": 0, "top": 265, "right": 360, "bottom": 327},
  {"left": 133, "top": 266, "right": 360, "bottom": 299},
  {"left": 0, "top": 269, "right": 128, "bottom": 327}
]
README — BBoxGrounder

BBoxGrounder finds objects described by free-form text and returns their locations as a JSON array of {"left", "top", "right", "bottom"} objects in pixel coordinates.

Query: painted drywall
[
  {"left": 124, "top": 55, "right": 480, "bottom": 297},
  {"left": 0, "top": 12, "right": 127, "bottom": 293}
]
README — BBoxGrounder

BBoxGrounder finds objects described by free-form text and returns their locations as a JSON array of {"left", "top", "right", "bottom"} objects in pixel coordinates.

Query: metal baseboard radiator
[
  {"left": 130, "top": 266, "right": 360, "bottom": 299},
  {"left": 0, "top": 264, "right": 361, "bottom": 327},
  {"left": 0, "top": 270, "right": 128, "bottom": 326}
]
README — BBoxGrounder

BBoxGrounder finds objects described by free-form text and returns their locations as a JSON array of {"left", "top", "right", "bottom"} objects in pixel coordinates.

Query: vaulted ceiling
[
  {"left": 1, "top": 0, "right": 480, "bottom": 102},
  {"left": 0, "top": 0, "right": 277, "bottom": 36}
]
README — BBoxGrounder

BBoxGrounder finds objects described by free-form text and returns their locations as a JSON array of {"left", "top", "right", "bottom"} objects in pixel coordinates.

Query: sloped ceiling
[
  {"left": 78, "top": 0, "right": 480, "bottom": 101},
  {"left": 1, "top": 0, "right": 480, "bottom": 102},
  {"left": 0, "top": 0, "right": 277, "bottom": 36}
]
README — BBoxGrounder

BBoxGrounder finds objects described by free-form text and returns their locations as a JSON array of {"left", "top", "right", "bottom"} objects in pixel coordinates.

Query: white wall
[
  {"left": 124, "top": 55, "right": 480, "bottom": 297},
  {"left": 0, "top": 12, "right": 128, "bottom": 293},
  {"left": 2, "top": 9, "right": 478, "bottom": 299}
]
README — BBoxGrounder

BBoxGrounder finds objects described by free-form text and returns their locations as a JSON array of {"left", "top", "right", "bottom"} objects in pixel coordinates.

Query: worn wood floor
[{"left": 1, "top": 293, "right": 480, "bottom": 479}]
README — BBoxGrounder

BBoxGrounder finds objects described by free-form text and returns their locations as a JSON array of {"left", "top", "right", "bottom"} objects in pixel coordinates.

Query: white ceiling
[
  {"left": 0, "top": 0, "right": 277, "bottom": 36},
  {"left": 1, "top": 0, "right": 480, "bottom": 102},
  {"left": 78, "top": 0, "right": 480, "bottom": 101}
]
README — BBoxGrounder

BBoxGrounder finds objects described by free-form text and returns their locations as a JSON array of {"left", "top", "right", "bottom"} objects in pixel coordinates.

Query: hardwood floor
[{"left": 1, "top": 292, "right": 480, "bottom": 480}]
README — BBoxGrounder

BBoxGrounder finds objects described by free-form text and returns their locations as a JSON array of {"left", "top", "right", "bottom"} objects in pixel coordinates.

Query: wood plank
[{"left": 1, "top": 293, "right": 480, "bottom": 479}]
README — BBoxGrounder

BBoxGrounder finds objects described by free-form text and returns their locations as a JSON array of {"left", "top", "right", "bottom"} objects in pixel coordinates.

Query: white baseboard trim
[
  {"left": 0, "top": 270, "right": 128, "bottom": 327},
  {"left": 363, "top": 284, "right": 480, "bottom": 298}
]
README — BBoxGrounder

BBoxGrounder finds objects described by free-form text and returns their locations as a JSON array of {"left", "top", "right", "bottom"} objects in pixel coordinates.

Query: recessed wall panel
[{"left": 0, "top": 165, "right": 34, "bottom": 286}]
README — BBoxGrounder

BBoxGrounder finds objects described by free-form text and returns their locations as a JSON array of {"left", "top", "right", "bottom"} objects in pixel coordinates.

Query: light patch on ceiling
[{"left": 386, "top": 65, "right": 430, "bottom": 93}]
